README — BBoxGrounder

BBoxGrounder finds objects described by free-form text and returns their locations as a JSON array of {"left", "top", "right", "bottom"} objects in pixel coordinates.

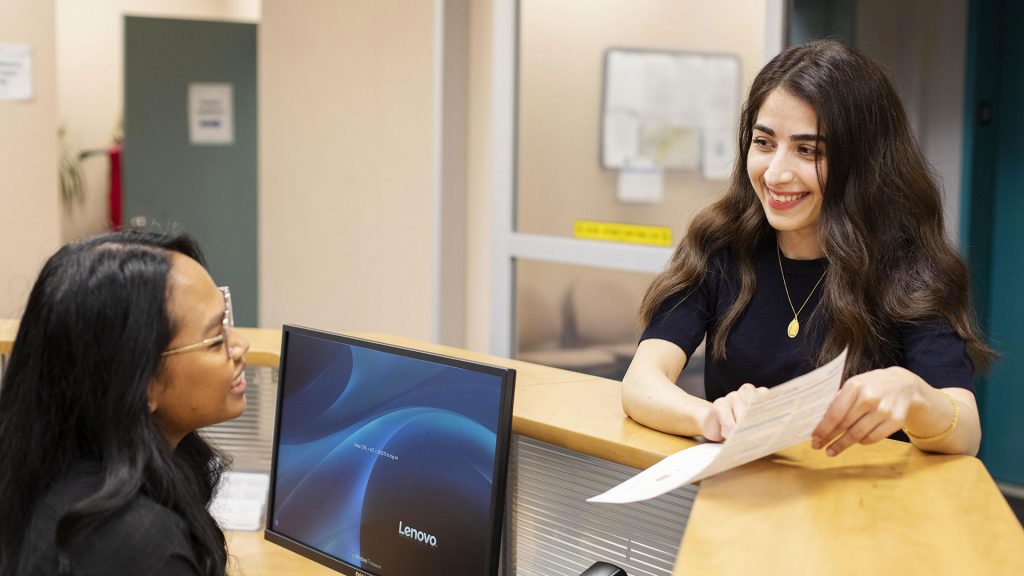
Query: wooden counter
[
  {"left": 226, "top": 530, "right": 338, "bottom": 576},
  {"left": 5, "top": 323, "right": 1024, "bottom": 574},
  {"left": 0, "top": 318, "right": 17, "bottom": 355},
  {"left": 677, "top": 440, "right": 1023, "bottom": 575}
]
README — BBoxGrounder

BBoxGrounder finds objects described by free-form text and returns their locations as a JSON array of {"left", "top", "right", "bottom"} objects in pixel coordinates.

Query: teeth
[{"left": 768, "top": 190, "right": 805, "bottom": 203}]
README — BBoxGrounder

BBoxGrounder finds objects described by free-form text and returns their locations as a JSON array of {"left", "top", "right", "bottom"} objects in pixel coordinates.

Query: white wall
[
  {"left": 55, "top": 0, "right": 259, "bottom": 242},
  {"left": 464, "top": 0, "right": 495, "bottom": 353},
  {"left": 259, "top": 0, "right": 437, "bottom": 339},
  {"left": 855, "top": 0, "right": 967, "bottom": 242},
  {"left": 1, "top": 0, "right": 61, "bottom": 318}
]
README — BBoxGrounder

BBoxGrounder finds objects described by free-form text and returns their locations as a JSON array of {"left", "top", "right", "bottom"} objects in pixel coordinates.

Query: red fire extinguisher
[{"left": 109, "top": 140, "right": 123, "bottom": 230}]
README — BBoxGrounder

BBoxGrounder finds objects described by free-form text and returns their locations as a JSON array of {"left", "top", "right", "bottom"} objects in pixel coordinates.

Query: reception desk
[{"left": 3, "top": 324, "right": 1023, "bottom": 575}]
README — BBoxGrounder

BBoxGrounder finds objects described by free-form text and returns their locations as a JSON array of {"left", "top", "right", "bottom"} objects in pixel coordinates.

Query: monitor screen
[{"left": 265, "top": 326, "right": 516, "bottom": 576}]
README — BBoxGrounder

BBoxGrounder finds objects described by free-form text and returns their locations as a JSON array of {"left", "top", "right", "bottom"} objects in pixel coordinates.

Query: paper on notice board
[
  {"left": 588, "top": 348, "right": 848, "bottom": 504},
  {"left": 701, "top": 129, "right": 734, "bottom": 180},
  {"left": 604, "top": 114, "right": 640, "bottom": 168}
]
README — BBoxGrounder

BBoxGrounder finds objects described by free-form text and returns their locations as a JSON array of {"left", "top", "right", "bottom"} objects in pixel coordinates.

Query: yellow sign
[{"left": 573, "top": 220, "right": 673, "bottom": 247}]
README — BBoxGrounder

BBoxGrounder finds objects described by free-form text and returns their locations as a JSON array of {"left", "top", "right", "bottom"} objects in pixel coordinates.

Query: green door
[{"left": 124, "top": 17, "right": 258, "bottom": 325}]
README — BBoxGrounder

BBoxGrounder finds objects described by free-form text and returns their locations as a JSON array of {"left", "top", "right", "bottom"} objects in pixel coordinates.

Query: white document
[
  {"left": 0, "top": 44, "right": 33, "bottom": 101},
  {"left": 701, "top": 129, "right": 735, "bottom": 180},
  {"left": 603, "top": 113, "right": 640, "bottom": 168},
  {"left": 589, "top": 348, "right": 848, "bottom": 504},
  {"left": 188, "top": 82, "right": 234, "bottom": 145},
  {"left": 209, "top": 471, "right": 270, "bottom": 530},
  {"left": 604, "top": 51, "right": 645, "bottom": 112},
  {"left": 640, "top": 123, "right": 700, "bottom": 170},
  {"left": 617, "top": 167, "right": 664, "bottom": 203}
]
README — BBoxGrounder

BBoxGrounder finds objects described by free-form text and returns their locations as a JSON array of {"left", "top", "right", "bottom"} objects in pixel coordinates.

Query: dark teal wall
[
  {"left": 788, "top": 0, "right": 855, "bottom": 46},
  {"left": 963, "top": 0, "right": 1024, "bottom": 485},
  {"left": 124, "top": 17, "right": 258, "bottom": 326}
]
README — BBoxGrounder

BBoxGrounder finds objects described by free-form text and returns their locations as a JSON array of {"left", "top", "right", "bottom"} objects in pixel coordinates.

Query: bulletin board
[{"left": 601, "top": 48, "right": 741, "bottom": 180}]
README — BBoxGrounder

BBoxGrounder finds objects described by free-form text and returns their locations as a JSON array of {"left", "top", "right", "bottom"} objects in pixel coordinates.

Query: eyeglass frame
[{"left": 161, "top": 286, "right": 234, "bottom": 360}]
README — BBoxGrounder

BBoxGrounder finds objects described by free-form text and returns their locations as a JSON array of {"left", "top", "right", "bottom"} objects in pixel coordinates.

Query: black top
[
  {"left": 17, "top": 463, "right": 202, "bottom": 576},
  {"left": 642, "top": 242, "right": 975, "bottom": 403}
]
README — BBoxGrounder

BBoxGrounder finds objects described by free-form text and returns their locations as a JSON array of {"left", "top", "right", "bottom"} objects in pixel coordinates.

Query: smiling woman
[
  {"left": 151, "top": 256, "right": 250, "bottom": 449},
  {"left": 621, "top": 39, "right": 995, "bottom": 459},
  {"left": 0, "top": 231, "right": 248, "bottom": 576}
]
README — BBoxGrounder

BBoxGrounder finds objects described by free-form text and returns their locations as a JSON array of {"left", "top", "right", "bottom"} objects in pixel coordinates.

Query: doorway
[{"left": 123, "top": 16, "right": 258, "bottom": 325}]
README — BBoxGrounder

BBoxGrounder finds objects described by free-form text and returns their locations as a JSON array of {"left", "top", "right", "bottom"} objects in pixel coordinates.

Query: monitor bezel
[{"left": 263, "top": 325, "right": 517, "bottom": 576}]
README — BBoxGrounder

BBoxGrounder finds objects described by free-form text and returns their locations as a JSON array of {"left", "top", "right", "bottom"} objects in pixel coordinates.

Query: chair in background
[
  {"left": 516, "top": 284, "right": 621, "bottom": 375},
  {"left": 565, "top": 277, "right": 644, "bottom": 377}
]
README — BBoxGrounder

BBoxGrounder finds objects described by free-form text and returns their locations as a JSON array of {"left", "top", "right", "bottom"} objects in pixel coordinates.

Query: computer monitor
[{"left": 265, "top": 326, "right": 516, "bottom": 576}]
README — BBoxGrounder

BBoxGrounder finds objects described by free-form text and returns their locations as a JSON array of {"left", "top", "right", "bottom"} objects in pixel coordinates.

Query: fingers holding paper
[
  {"left": 701, "top": 383, "right": 771, "bottom": 442},
  {"left": 811, "top": 367, "right": 918, "bottom": 456}
]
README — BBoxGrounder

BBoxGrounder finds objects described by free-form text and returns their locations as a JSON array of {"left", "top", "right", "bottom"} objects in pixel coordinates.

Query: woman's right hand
[{"left": 700, "top": 383, "right": 770, "bottom": 441}]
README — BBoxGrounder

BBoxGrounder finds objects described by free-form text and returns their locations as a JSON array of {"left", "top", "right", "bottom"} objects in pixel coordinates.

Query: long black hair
[
  {"left": 0, "top": 230, "right": 229, "bottom": 576},
  {"left": 640, "top": 39, "right": 994, "bottom": 377}
]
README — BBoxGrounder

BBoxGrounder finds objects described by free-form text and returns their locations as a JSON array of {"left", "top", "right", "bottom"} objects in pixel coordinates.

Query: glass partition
[
  {"left": 514, "top": 259, "right": 652, "bottom": 380},
  {"left": 515, "top": 0, "right": 769, "bottom": 240},
  {"left": 506, "top": 0, "right": 770, "bottom": 376}
]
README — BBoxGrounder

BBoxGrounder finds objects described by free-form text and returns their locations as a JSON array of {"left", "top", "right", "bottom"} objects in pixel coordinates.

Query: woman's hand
[
  {"left": 700, "top": 383, "right": 770, "bottom": 442},
  {"left": 811, "top": 366, "right": 923, "bottom": 456}
]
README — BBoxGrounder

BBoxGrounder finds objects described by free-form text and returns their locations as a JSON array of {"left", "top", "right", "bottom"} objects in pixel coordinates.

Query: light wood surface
[
  {"left": 677, "top": 440, "right": 1024, "bottom": 575},
  {"left": 234, "top": 327, "right": 285, "bottom": 369},
  {"left": 4, "top": 322, "right": 1023, "bottom": 574},
  {"left": 226, "top": 531, "right": 337, "bottom": 576},
  {"left": 0, "top": 318, "right": 17, "bottom": 355}
]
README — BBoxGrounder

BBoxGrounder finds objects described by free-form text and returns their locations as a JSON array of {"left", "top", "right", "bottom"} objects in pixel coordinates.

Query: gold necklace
[{"left": 776, "top": 244, "right": 827, "bottom": 338}]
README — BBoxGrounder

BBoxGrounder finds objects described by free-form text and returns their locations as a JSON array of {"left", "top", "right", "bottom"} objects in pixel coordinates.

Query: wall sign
[
  {"left": 189, "top": 82, "right": 234, "bottom": 145},
  {"left": 0, "top": 44, "right": 33, "bottom": 101}
]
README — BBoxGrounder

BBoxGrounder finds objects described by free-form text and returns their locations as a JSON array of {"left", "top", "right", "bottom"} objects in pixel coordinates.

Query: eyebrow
[
  {"left": 202, "top": 311, "right": 223, "bottom": 335},
  {"left": 752, "top": 124, "right": 825, "bottom": 143}
]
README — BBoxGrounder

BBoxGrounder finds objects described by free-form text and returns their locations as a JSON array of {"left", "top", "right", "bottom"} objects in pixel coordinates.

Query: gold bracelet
[{"left": 902, "top": 391, "right": 960, "bottom": 443}]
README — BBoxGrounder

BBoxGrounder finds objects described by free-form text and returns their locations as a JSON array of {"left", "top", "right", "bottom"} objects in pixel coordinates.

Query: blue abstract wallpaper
[{"left": 271, "top": 332, "right": 505, "bottom": 575}]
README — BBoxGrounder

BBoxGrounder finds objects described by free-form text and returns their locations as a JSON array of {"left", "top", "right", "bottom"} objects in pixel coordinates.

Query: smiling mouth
[{"left": 767, "top": 188, "right": 810, "bottom": 203}]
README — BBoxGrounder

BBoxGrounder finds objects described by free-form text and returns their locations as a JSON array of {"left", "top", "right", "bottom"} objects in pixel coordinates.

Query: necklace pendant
[{"left": 787, "top": 318, "right": 800, "bottom": 338}]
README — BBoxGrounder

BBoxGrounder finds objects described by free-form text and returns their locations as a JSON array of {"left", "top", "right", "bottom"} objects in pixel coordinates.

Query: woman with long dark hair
[
  {"left": 622, "top": 40, "right": 994, "bottom": 456},
  {"left": 0, "top": 231, "right": 250, "bottom": 575}
]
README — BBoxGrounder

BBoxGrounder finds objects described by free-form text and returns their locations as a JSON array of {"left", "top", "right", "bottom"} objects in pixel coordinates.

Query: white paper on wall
[
  {"left": 701, "top": 129, "right": 735, "bottom": 180},
  {"left": 189, "top": 82, "right": 235, "bottom": 145},
  {"left": 617, "top": 167, "right": 664, "bottom": 204},
  {"left": 0, "top": 44, "right": 33, "bottom": 101}
]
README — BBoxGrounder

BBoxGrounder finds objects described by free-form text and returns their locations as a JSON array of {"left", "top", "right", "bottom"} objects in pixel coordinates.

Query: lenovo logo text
[{"left": 398, "top": 520, "right": 438, "bottom": 548}]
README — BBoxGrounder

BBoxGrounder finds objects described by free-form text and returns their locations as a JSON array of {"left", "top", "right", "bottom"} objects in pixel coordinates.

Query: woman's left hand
[{"left": 811, "top": 366, "right": 924, "bottom": 456}]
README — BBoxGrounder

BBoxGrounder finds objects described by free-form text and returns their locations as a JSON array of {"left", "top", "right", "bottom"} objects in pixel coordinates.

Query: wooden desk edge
[{"left": 6, "top": 321, "right": 1022, "bottom": 574}]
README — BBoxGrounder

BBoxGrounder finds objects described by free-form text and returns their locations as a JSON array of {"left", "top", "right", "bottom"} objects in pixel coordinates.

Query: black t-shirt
[
  {"left": 642, "top": 242, "right": 975, "bottom": 403},
  {"left": 17, "top": 463, "right": 203, "bottom": 576}
]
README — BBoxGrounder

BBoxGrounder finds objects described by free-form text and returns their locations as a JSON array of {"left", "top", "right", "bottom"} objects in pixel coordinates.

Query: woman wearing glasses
[{"left": 0, "top": 231, "right": 248, "bottom": 576}]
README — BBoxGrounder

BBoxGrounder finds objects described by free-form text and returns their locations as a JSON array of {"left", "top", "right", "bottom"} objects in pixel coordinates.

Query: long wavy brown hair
[{"left": 640, "top": 39, "right": 994, "bottom": 378}]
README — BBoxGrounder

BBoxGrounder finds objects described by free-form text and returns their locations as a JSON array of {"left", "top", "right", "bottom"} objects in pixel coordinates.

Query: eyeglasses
[{"left": 162, "top": 286, "right": 234, "bottom": 360}]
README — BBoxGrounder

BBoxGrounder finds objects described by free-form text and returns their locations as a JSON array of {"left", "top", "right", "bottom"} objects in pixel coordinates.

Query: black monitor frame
[{"left": 263, "top": 325, "right": 516, "bottom": 576}]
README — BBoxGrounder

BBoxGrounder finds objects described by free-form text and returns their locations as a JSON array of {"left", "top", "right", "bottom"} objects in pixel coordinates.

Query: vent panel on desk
[
  {"left": 201, "top": 365, "right": 277, "bottom": 472},
  {"left": 507, "top": 435, "right": 695, "bottom": 576}
]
